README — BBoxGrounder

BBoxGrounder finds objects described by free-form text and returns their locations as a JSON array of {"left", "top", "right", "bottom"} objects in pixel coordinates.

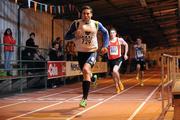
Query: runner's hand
[
  {"left": 75, "top": 30, "right": 83, "bottom": 39},
  {"left": 101, "top": 47, "right": 108, "bottom": 55},
  {"left": 124, "top": 54, "right": 128, "bottom": 60}
]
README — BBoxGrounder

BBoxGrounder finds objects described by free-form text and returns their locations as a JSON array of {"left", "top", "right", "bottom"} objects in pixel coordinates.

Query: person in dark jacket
[
  {"left": 49, "top": 42, "right": 63, "bottom": 61},
  {"left": 22, "top": 32, "right": 37, "bottom": 75},
  {"left": 26, "top": 32, "right": 35, "bottom": 46}
]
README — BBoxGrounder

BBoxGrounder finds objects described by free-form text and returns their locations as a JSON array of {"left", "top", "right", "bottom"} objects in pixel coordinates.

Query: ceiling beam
[{"left": 148, "top": 1, "right": 177, "bottom": 9}]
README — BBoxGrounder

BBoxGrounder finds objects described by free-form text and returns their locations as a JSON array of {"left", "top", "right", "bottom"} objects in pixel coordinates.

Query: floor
[{"left": 0, "top": 68, "right": 174, "bottom": 120}]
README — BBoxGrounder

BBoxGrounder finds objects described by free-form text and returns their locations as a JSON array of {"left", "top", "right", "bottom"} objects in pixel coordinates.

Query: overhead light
[{"left": 139, "top": 0, "right": 147, "bottom": 7}]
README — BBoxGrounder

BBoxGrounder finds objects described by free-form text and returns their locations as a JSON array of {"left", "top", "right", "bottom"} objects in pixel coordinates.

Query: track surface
[{"left": 0, "top": 68, "right": 173, "bottom": 120}]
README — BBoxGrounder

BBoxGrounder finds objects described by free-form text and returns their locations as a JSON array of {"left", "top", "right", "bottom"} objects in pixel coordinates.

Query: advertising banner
[
  {"left": 47, "top": 61, "right": 66, "bottom": 79},
  {"left": 47, "top": 61, "right": 107, "bottom": 79}
]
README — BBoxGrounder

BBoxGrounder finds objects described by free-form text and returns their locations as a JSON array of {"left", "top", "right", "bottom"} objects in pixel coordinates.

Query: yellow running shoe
[
  {"left": 140, "top": 82, "right": 144, "bottom": 86},
  {"left": 136, "top": 73, "right": 139, "bottom": 80},
  {"left": 116, "top": 87, "right": 121, "bottom": 94},
  {"left": 139, "top": 73, "right": 144, "bottom": 86},
  {"left": 119, "top": 81, "right": 124, "bottom": 91}
]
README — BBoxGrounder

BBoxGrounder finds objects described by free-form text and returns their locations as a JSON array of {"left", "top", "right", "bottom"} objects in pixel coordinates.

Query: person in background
[
  {"left": 24, "top": 32, "right": 37, "bottom": 75},
  {"left": 107, "top": 28, "right": 128, "bottom": 93},
  {"left": 3, "top": 28, "right": 16, "bottom": 76},
  {"left": 26, "top": 32, "right": 36, "bottom": 54},
  {"left": 33, "top": 46, "right": 46, "bottom": 73},
  {"left": 134, "top": 37, "right": 146, "bottom": 86},
  {"left": 54, "top": 37, "right": 63, "bottom": 51},
  {"left": 66, "top": 41, "right": 77, "bottom": 61},
  {"left": 49, "top": 42, "right": 63, "bottom": 61},
  {"left": 64, "top": 5, "right": 109, "bottom": 107},
  {"left": 54, "top": 37, "right": 64, "bottom": 60},
  {"left": 48, "top": 42, "right": 63, "bottom": 88}
]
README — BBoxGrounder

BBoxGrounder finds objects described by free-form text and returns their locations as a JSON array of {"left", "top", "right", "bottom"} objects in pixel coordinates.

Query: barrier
[
  {"left": 0, "top": 42, "right": 108, "bottom": 93},
  {"left": 47, "top": 61, "right": 108, "bottom": 79},
  {"left": 159, "top": 54, "right": 180, "bottom": 120}
]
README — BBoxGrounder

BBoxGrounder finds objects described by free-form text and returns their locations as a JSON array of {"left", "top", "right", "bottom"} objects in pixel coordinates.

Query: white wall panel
[{"left": 0, "top": 0, "right": 18, "bottom": 63}]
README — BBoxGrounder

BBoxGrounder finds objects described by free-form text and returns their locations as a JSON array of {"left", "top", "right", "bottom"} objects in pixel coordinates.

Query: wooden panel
[
  {"left": 174, "top": 98, "right": 180, "bottom": 120},
  {"left": 172, "top": 82, "right": 180, "bottom": 95},
  {"left": 20, "top": 8, "right": 53, "bottom": 49}
]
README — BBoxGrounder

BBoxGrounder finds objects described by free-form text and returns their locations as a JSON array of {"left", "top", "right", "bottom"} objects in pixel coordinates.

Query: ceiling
[{"left": 14, "top": 0, "right": 180, "bottom": 49}]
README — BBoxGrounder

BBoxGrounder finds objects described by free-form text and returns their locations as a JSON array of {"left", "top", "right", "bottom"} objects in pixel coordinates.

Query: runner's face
[
  {"left": 137, "top": 39, "right": 142, "bottom": 44},
  {"left": 81, "top": 9, "right": 92, "bottom": 22},
  {"left": 110, "top": 30, "right": 116, "bottom": 39}
]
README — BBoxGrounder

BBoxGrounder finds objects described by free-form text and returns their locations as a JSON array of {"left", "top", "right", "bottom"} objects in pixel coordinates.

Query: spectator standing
[{"left": 3, "top": 28, "right": 16, "bottom": 76}]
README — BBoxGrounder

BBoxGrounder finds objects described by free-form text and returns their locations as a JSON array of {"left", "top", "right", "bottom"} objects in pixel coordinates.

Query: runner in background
[
  {"left": 107, "top": 28, "right": 128, "bottom": 93},
  {"left": 134, "top": 38, "right": 146, "bottom": 86}
]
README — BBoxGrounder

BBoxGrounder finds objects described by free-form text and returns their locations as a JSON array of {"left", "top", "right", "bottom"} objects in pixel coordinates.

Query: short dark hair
[
  {"left": 110, "top": 28, "right": 117, "bottom": 33},
  {"left": 81, "top": 5, "right": 93, "bottom": 13},
  {"left": 30, "top": 32, "right": 35, "bottom": 37},
  {"left": 52, "top": 41, "right": 59, "bottom": 47},
  {"left": 136, "top": 37, "right": 143, "bottom": 43},
  {"left": 55, "top": 37, "right": 61, "bottom": 41},
  {"left": 137, "top": 36, "right": 143, "bottom": 41}
]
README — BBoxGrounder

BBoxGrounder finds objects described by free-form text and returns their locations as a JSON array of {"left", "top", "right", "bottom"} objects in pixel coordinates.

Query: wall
[
  {"left": 0, "top": 1, "right": 74, "bottom": 61},
  {"left": 20, "top": 8, "right": 53, "bottom": 49},
  {"left": 0, "top": 0, "right": 18, "bottom": 63}
]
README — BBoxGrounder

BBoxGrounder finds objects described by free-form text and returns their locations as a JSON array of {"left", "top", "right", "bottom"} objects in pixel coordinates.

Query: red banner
[
  {"left": 47, "top": 61, "right": 107, "bottom": 79},
  {"left": 47, "top": 61, "right": 66, "bottom": 79}
]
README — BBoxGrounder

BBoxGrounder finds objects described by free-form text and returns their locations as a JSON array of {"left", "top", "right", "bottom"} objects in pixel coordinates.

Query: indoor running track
[{"left": 0, "top": 68, "right": 173, "bottom": 120}]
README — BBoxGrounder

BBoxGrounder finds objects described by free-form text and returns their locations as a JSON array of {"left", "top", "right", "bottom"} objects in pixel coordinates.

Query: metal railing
[
  {"left": 0, "top": 43, "right": 107, "bottom": 94},
  {"left": 0, "top": 43, "right": 49, "bottom": 93},
  {"left": 159, "top": 54, "right": 180, "bottom": 119}
]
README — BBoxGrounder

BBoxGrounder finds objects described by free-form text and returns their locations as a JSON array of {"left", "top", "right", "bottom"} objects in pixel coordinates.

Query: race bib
[
  {"left": 110, "top": 46, "right": 118, "bottom": 55},
  {"left": 136, "top": 49, "right": 143, "bottom": 58}
]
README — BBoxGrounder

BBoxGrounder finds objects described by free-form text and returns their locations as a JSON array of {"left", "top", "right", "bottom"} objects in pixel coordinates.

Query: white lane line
[
  {"left": 66, "top": 75, "right": 156, "bottom": 120},
  {"left": 0, "top": 88, "right": 80, "bottom": 109},
  {"left": 3, "top": 98, "right": 30, "bottom": 101},
  {"left": 7, "top": 75, "right": 155, "bottom": 120},
  {"left": 20, "top": 116, "right": 67, "bottom": 119},
  {"left": 127, "top": 84, "right": 161, "bottom": 120},
  {"left": 1, "top": 79, "right": 112, "bottom": 109},
  {"left": 3, "top": 87, "right": 80, "bottom": 101},
  {"left": 36, "top": 98, "right": 67, "bottom": 101},
  {"left": 0, "top": 101, "right": 27, "bottom": 109},
  {"left": 66, "top": 84, "right": 138, "bottom": 120},
  {"left": 112, "top": 98, "right": 145, "bottom": 101},
  {"left": 72, "top": 98, "right": 104, "bottom": 101},
  {"left": 6, "top": 83, "right": 115, "bottom": 120}
]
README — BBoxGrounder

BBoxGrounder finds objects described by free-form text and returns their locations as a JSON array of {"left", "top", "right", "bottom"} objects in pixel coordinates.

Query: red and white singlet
[{"left": 108, "top": 38, "right": 122, "bottom": 60}]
